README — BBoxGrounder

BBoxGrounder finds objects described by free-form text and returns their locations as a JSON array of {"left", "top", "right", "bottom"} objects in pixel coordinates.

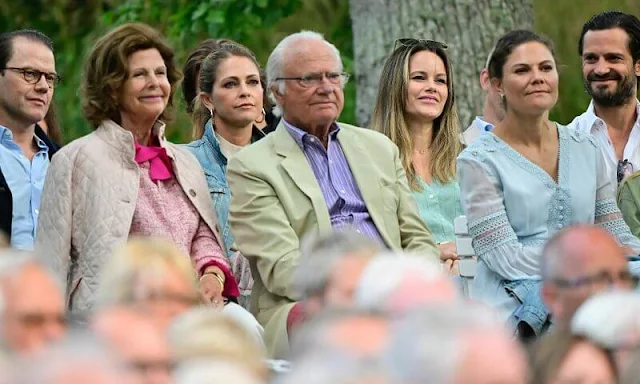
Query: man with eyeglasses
[
  {"left": 0, "top": 251, "right": 66, "bottom": 356},
  {"left": 0, "top": 29, "right": 60, "bottom": 251},
  {"left": 541, "top": 226, "right": 638, "bottom": 329},
  {"left": 567, "top": 11, "right": 640, "bottom": 185},
  {"left": 227, "top": 30, "right": 439, "bottom": 358}
]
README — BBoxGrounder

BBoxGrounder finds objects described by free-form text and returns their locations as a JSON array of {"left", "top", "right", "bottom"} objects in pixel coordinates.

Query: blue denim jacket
[
  {"left": 184, "top": 119, "right": 265, "bottom": 257},
  {"left": 503, "top": 280, "right": 550, "bottom": 337}
]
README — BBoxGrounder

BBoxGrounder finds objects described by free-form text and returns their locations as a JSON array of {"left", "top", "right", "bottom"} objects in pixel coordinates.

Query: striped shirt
[{"left": 283, "top": 120, "right": 383, "bottom": 244}]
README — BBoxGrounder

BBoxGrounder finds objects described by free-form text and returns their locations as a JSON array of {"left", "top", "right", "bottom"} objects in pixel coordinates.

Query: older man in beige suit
[{"left": 227, "top": 30, "right": 441, "bottom": 358}]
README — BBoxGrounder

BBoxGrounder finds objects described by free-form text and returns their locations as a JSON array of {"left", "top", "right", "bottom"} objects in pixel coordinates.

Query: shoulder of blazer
[{"left": 338, "top": 123, "right": 392, "bottom": 144}]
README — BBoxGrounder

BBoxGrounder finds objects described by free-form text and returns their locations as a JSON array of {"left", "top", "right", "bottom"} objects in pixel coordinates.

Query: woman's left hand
[{"left": 200, "top": 267, "right": 225, "bottom": 309}]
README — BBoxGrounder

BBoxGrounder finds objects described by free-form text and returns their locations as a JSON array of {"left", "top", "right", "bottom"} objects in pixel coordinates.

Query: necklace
[{"left": 415, "top": 148, "right": 429, "bottom": 154}]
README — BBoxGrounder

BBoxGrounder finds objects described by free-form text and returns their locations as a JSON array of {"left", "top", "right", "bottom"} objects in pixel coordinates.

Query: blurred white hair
[
  {"left": 354, "top": 251, "right": 454, "bottom": 311},
  {"left": 170, "top": 305, "right": 265, "bottom": 353},
  {"left": 265, "top": 30, "right": 343, "bottom": 115},
  {"left": 571, "top": 291, "right": 640, "bottom": 349},
  {"left": 174, "top": 359, "right": 264, "bottom": 384}
]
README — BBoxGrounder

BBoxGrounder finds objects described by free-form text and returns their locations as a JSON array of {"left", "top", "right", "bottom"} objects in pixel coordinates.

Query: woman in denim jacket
[{"left": 184, "top": 42, "right": 266, "bottom": 308}]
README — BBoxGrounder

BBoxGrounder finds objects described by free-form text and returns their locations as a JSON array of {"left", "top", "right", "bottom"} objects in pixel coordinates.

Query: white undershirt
[{"left": 215, "top": 131, "right": 245, "bottom": 159}]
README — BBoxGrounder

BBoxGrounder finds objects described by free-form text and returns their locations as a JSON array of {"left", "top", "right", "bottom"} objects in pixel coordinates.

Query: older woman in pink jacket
[{"left": 35, "top": 23, "right": 239, "bottom": 315}]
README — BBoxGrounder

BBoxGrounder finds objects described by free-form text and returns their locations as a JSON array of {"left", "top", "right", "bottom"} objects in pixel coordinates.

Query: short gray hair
[
  {"left": 295, "top": 228, "right": 379, "bottom": 300},
  {"left": 265, "top": 30, "right": 343, "bottom": 113},
  {"left": 385, "top": 304, "right": 503, "bottom": 384},
  {"left": 354, "top": 251, "right": 451, "bottom": 311},
  {"left": 289, "top": 307, "right": 388, "bottom": 358}
]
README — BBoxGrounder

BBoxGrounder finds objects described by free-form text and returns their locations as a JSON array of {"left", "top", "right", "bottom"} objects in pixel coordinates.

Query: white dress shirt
[
  {"left": 461, "top": 116, "right": 494, "bottom": 146},
  {"left": 567, "top": 100, "right": 640, "bottom": 184}
]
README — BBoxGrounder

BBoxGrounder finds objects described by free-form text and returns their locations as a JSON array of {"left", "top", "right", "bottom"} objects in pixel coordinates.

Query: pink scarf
[{"left": 134, "top": 139, "right": 173, "bottom": 181}]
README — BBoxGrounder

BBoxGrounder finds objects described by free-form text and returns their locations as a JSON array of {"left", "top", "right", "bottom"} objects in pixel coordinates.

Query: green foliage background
[{"left": 0, "top": 0, "right": 638, "bottom": 143}]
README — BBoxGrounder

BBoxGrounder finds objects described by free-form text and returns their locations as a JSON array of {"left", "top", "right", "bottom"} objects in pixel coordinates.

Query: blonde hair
[
  {"left": 169, "top": 307, "right": 267, "bottom": 380},
  {"left": 95, "top": 237, "right": 200, "bottom": 307},
  {"left": 371, "top": 43, "right": 461, "bottom": 190}
]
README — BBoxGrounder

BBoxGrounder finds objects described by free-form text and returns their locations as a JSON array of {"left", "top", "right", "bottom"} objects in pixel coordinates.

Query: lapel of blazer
[
  {"left": 273, "top": 122, "right": 332, "bottom": 232},
  {"left": 336, "top": 126, "right": 392, "bottom": 245}
]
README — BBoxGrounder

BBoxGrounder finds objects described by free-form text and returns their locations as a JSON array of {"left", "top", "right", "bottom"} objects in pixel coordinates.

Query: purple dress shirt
[{"left": 283, "top": 120, "right": 384, "bottom": 244}]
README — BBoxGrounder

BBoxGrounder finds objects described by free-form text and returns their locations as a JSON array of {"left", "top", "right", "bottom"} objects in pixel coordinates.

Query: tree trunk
[{"left": 349, "top": 0, "right": 533, "bottom": 128}]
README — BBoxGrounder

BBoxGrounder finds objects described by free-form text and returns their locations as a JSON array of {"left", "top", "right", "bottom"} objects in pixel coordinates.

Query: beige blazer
[
  {"left": 35, "top": 120, "right": 224, "bottom": 314},
  {"left": 227, "top": 121, "right": 439, "bottom": 358}
]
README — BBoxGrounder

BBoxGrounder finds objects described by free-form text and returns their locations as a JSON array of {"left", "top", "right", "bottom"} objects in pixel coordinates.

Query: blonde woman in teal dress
[{"left": 371, "top": 38, "right": 462, "bottom": 266}]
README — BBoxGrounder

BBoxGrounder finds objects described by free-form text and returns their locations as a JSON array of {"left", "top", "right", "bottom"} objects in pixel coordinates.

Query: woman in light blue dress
[
  {"left": 371, "top": 38, "right": 462, "bottom": 265},
  {"left": 457, "top": 30, "right": 640, "bottom": 323}
]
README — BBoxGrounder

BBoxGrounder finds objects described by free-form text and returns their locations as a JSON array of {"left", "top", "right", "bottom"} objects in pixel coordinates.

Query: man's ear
[
  {"left": 271, "top": 84, "right": 285, "bottom": 108},
  {"left": 634, "top": 60, "right": 640, "bottom": 78}
]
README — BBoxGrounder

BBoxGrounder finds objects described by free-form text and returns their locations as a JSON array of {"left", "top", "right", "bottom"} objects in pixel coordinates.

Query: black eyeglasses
[
  {"left": 2, "top": 67, "right": 61, "bottom": 88},
  {"left": 393, "top": 38, "right": 448, "bottom": 51},
  {"left": 553, "top": 270, "right": 639, "bottom": 290},
  {"left": 275, "top": 71, "right": 349, "bottom": 89},
  {"left": 618, "top": 159, "right": 633, "bottom": 183}
]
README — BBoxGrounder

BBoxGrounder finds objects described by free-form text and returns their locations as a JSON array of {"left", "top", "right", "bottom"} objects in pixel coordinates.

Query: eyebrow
[
  {"left": 131, "top": 65, "right": 166, "bottom": 72},
  {"left": 583, "top": 50, "right": 626, "bottom": 56},
  {"left": 409, "top": 70, "right": 447, "bottom": 77},
  {"left": 511, "top": 60, "right": 554, "bottom": 67},
  {"left": 221, "top": 74, "right": 260, "bottom": 81}
]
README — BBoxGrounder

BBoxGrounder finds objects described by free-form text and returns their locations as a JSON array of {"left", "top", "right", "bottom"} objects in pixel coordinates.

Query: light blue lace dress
[{"left": 457, "top": 124, "right": 640, "bottom": 319}]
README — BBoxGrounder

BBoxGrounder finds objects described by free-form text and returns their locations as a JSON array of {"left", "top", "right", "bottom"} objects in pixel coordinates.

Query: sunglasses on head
[{"left": 393, "top": 38, "right": 448, "bottom": 51}]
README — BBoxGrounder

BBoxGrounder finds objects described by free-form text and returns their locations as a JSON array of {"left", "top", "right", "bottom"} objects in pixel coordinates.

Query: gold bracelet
[
  {"left": 202, "top": 271, "right": 225, "bottom": 291},
  {"left": 214, "top": 273, "right": 225, "bottom": 290}
]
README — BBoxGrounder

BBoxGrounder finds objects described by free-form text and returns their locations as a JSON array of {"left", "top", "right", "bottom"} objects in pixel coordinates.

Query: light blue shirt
[
  {"left": 457, "top": 124, "right": 640, "bottom": 320},
  {"left": 0, "top": 125, "right": 49, "bottom": 250}
]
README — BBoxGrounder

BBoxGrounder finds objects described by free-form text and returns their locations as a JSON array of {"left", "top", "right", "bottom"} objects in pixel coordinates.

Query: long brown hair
[
  {"left": 529, "top": 331, "right": 617, "bottom": 384},
  {"left": 371, "top": 42, "right": 461, "bottom": 190}
]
